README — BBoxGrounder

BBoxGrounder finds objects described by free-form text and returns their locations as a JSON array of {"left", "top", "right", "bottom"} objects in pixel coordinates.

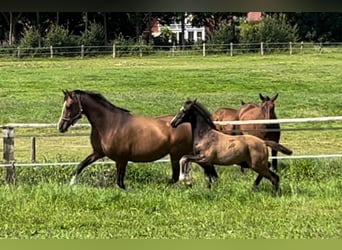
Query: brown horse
[
  {"left": 58, "top": 90, "right": 217, "bottom": 189},
  {"left": 212, "top": 100, "right": 260, "bottom": 134},
  {"left": 233, "top": 93, "right": 281, "bottom": 171},
  {"left": 170, "top": 99, "right": 292, "bottom": 192}
]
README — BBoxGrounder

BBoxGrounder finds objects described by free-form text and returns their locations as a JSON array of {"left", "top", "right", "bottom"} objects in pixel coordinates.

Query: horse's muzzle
[{"left": 58, "top": 120, "right": 69, "bottom": 133}]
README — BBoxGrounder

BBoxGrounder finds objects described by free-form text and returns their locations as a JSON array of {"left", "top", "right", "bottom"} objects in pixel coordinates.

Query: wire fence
[{"left": 0, "top": 42, "right": 341, "bottom": 58}]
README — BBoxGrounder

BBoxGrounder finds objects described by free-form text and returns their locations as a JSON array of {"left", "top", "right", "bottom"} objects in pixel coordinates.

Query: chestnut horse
[
  {"left": 233, "top": 93, "right": 281, "bottom": 171},
  {"left": 170, "top": 99, "right": 292, "bottom": 192},
  {"left": 211, "top": 101, "right": 258, "bottom": 134},
  {"left": 58, "top": 90, "right": 217, "bottom": 189}
]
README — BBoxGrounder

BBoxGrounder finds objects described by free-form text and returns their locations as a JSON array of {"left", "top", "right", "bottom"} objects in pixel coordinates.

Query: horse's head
[
  {"left": 58, "top": 90, "right": 83, "bottom": 133},
  {"left": 170, "top": 99, "right": 196, "bottom": 128},
  {"left": 259, "top": 93, "right": 278, "bottom": 119}
]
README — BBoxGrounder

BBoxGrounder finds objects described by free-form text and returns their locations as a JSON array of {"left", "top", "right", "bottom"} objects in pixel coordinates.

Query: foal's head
[
  {"left": 259, "top": 93, "right": 278, "bottom": 119},
  {"left": 171, "top": 99, "right": 216, "bottom": 129},
  {"left": 58, "top": 90, "right": 83, "bottom": 133},
  {"left": 170, "top": 100, "right": 195, "bottom": 128}
]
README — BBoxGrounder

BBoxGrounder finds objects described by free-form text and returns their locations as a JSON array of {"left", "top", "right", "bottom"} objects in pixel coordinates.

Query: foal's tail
[{"left": 265, "top": 140, "right": 293, "bottom": 155}]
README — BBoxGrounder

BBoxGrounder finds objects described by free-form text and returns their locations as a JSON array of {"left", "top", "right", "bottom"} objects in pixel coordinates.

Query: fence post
[
  {"left": 172, "top": 43, "right": 175, "bottom": 56},
  {"left": 300, "top": 41, "right": 304, "bottom": 54},
  {"left": 289, "top": 42, "right": 292, "bottom": 55},
  {"left": 17, "top": 47, "right": 20, "bottom": 58},
  {"left": 112, "top": 43, "right": 116, "bottom": 58},
  {"left": 31, "top": 136, "right": 36, "bottom": 163},
  {"left": 3, "top": 127, "right": 16, "bottom": 184},
  {"left": 230, "top": 42, "right": 233, "bottom": 56},
  {"left": 260, "top": 42, "right": 264, "bottom": 56},
  {"left": 319, "top": 42, "right": 322, "bottom": 54},
  {"left": 202, "top": 43, "right": 206, "bottom": 57},
  {"left": 81, "top": 45, "right": 84, "bottom": 58},
  {"left": 50, "top": 46, "right": 54, "bottom": 58}
]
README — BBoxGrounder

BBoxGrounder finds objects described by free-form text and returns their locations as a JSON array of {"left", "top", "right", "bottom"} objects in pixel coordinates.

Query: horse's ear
[
  {"left": 271, "top": 93, "right": 278, "bottom": 102},
  {"left": 241, "top": 100, "right": 245, "bottom": 105},
  {"left": 193, "top": 98, "right": 197, "bottom": 103},
  {"left": 259, "top": 93, "right": 265, "bottom": 101}
]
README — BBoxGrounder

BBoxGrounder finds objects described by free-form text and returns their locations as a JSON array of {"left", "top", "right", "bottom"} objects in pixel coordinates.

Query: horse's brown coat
[
  {"left": 58, "top": 90, "right": 218, "bottom": 189},
  {"left": 171, "top": 99, "right": 292, "bottom": 192}
]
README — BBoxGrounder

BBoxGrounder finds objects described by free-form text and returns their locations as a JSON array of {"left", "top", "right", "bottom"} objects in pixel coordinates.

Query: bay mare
[
  {"left": 170, "top": 99, "right": 292, "bottom": 192},
  {"left": 57, "top": 90, "right": 217, "bottom": 189}
]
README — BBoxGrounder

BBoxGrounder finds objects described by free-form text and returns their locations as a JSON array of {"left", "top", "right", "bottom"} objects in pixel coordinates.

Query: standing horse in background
[
  {"left": 170, "top": 99, "right": 292, "bottom": 192},
  {"left": 233, "top": 93, "right": 281, "bottom": 171},
  {"left": 58, "top": 90, "right": 217, "bottom": 189},
  {"left": 211, "top": 98, "right": 261, "bottom": 134}
]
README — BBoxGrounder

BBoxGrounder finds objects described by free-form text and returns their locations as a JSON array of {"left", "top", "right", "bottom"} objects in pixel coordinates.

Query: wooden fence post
[
  {"left": 17, "top": 47, "right": 20, "bottom": 58},
  {"left": 81, "top": 45, "right": 84, "bottom": 58},
  {"left": 50, "top": 45, "right": 53, "bottom": 58},
  {"left": 202, "top": 43, "right": 206, "bottom": 57},
  {"left": 289, "top": 42, "right": 293, "bottom": 55},
  {"left": 112, "top": 43, "right": 116, "bottom": 58},
  {"left": 230, "top": 42, "right": 233, "bottom": 56},
  {"left": 260, "top": 42, "right": 264, "bottom": 56},
  {"left": 3, "top": 127, "right": 16, "bottom": 184},
  {"left": 300, "top": 41, "right": 304, "bottom": 54},
  {"left": 31, "top": 136, "right": 36, "bottom": 163}
]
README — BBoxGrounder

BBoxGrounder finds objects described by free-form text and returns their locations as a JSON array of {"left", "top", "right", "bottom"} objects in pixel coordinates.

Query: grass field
[{"left": 0, "top": 54, "right": 341, "bottom": 239}]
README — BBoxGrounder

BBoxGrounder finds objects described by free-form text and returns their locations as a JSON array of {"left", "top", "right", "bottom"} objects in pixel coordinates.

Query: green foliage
[
  {"left": 206, "top": 21, "right": 236, "bottom": 53},
  {"left": 79, "top": 21, "right": 105, "bottom": 46},
  {"left": 239, "top": 13, "right": 299, "bottom": 51},
  {"left": 114, "top": 34, "right": 153, "bottom": 56},
  {"left": 19, "top": 27, "right": 40, "bottom": 48},
  {"left": 44, "top": 24, "right": 78, "bottom": 47}
]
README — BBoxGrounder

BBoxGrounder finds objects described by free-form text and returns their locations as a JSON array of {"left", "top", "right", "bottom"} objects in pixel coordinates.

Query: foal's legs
[
  {"left": 198, "top": 163, "right": 218, "bottom": 189},
  {"left": 253, "top": 170, "right": 280, "bottom": 192},
  {"left": 179, "top": 154, "right": 206, "bottom": 186},
  {"left": 70, "top": 152, "right": 104, "bottom": 185}
]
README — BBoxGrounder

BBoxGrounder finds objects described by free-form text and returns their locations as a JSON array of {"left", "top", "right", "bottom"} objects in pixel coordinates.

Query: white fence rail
[{"left": 1, "top": 116, "right": 342, "bottom": 183}]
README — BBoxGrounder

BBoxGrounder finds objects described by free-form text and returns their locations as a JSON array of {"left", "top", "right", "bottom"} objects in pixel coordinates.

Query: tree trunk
[
  {"left": 180, "top": 12, "right": 185, "bottom": 49},
  {"left": 103, "top": 12, "right": 107, "bottom": 44}
]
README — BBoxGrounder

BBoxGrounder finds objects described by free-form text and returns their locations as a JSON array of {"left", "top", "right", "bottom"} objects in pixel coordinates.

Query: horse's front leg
[
  {"left": 116, "top": 160, "right": 128, "bottom": 190},
  {"left": 179, "top": 154, "right": 206, "bottom": 186},
  {"left": 70, "top": 152, "right": 104, "bottom": 185}
]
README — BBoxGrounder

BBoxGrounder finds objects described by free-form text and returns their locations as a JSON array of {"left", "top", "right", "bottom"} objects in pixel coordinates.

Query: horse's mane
[
  {"left": 75, "top": 90, "right": 130, "bottom": 113},
  {"left": 191, "top": 101, "right": 217, "bottom": 130}
]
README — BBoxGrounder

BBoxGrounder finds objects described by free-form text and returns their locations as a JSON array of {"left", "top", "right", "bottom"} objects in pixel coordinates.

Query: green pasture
[{"left": 0, "top": 54, "right": 341, "bottom": 239}]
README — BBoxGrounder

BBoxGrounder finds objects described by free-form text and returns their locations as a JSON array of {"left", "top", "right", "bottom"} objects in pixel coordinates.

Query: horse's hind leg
[
  {"left": 70, "top": 152, "right": 103, "bottom": 185},
  {"left": 252, "top": 174, "right": 263, "bottom": 191},
  {"left": 262, "top": 170, "right": 280, "bottom": 193}
]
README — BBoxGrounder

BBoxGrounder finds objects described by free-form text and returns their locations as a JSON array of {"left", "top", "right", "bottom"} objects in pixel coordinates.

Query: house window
[
  {"left": 197, "top": 32, "right": 203, "bottom": 41},
  {"left": 188, "top": 31, "right": 194, "bottom": 42}
]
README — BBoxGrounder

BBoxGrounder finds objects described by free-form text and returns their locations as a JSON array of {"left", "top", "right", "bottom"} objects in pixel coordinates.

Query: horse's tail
[{"left": 265, "top": 140, "right": 293, "bottom": 155}]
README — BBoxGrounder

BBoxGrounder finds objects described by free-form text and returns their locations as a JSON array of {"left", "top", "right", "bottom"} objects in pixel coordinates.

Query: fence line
[
  {"left": 1, "top": 116, "right": 342, "bottom": 183},
  {"left": 1, "top": 42, "right": 342, "bottom": 58}
]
